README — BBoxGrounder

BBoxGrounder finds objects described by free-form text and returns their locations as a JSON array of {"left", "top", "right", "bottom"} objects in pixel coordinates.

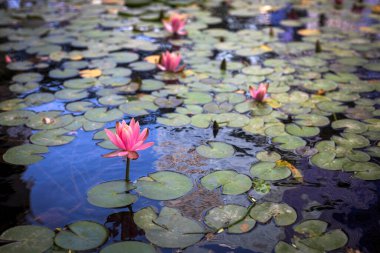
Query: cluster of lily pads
[{"left": 1, "top": 0, "right": 380, "bottom": 252}]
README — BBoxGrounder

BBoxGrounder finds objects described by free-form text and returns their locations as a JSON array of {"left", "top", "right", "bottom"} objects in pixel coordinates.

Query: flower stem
[{"left": 126, "top": 158, "right": 131, "bottom": 182}]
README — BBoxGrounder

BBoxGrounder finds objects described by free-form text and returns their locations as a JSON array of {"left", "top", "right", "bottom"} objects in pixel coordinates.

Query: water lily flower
[
  {"left": 163, "top": 13, "right": 187, "bottom": 35},
  {"left": 249, "top": 83, "right": 269, "bottom": 102},
  {"left": 5, "top": 55, "right": 11, "bottom": 63},
  {"left": 103, "top": 119, "right": 154, "bottom": 181},
  {"left": 157, "top": 51, "right": 185, "bottom": 73}
]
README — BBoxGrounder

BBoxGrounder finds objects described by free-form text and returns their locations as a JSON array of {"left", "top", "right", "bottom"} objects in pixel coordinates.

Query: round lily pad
[
  {"left": 272, "top": 135, "right": 306, "bottom": 150},
  {"left": 30, "top": 129, "right": 75, "bottom": 146},
  {"left": 119, "top": 101, "right": 158, "bottom": 117},
  {"left": 332, "top": 119, "right": 368, "bottom": 134},
  {"left": 3, "top": 144, "right": 48, "bottom": 165},
  {"left": 256, "top": 151, "right": 281, "bottom": 162},
  {"left": 0, "top": 110, "right": 35, "bottom": 126},
  {"left": 201, "top": 170, "right": 252, "bottom": 195},
  {"left": 55, "top": 221, "right": 108, "bottom": 251},
  {"left": 204, "top": 204, "right": 255, "bottom": 233},
  {"left": 0, "top": 225, "right": 54, "bottom": 253},
  {"left": 196, "top": 142, "right": 235, "bottom": 159},
  {"left": 100, "top": 241, "right": 156, "bottom": 253},
  {"left": 84, "top": 108, "right": 123, "bottom": 123},
  {"left": 250, "top": 162, "right": 291, "bottom": 181},
  {"left": 136, "top": 171, "right": 193, "bottom": 200},
  {"left": 285, "top": 124, "right": 320, "bottom": 137},
  {"left": 27, "top": 111, "right": 74, "bottom": 130},
  {"left": 157, "top": 113, "right": 190, "bottom": 127},
  {"left": 87, "top": 180, "right": 137, "bottom": 208},
  {"left": 249, "top": 202, "right": 297, "bottom": 226},
  {"left": 134, "top": 207, "right": 204, "bottom": 248}
]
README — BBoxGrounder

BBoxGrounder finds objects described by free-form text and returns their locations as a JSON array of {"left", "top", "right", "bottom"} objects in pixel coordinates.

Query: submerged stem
[{"left": 126, "top": 157, "right": 131, "bottom": 182}]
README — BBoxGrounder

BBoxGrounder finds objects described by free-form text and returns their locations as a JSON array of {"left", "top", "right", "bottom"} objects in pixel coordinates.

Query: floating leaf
[
  {"left": 100, "top": 241, "right": 156, "bottom": 253},
  {"left": 84, "top": 108, "right": 123, "bottom": 123},
  {"left": 204, "top": 205, "right": 254, "bottom": 232},
  {"left": 3, "top": 144, "right": 49, "bottom": 165},
  {"left": 0, "top": 110, "right": 35, "bottom": 126},
  {"left": 136, "top": 171, "right": 193, "bottom": 200},
  {"left": 0, "top": 225, "right": 54, "bottom": 253},
  {"left": 249, "top": 202, "right": 297, "bottom": 226},
  {"left": 87, "top": 180, "right": 137, "bottom": 208},
  {"left": 250, "top": 162, "right": 291, "bottom": 181},
  {"left": 201, "top": 170, "right": 252, "bottom": 195},
  {"left": 134, "top": 207, "right": 204, "bottom": 248},
  {"left": 55, "top": 221, "right": 108, "bottom": 251},
  {"left": 196, "top": 142, "right": 235, "bottom": 159}
]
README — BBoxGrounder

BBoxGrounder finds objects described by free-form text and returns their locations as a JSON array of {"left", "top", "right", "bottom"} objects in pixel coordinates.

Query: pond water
[{"left": 1, "top": 0, "right": 380, "bottom": 252}]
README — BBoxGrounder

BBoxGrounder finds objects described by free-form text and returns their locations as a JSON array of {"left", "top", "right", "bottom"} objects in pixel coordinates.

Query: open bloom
[
  {"left": 163, "top": 13, "right": 187, "bottom": 35},
  {"left": 249, "top": 83, "right": 269, "bottom": 102},
  {"left": 157, "top": 51, "right": 185, "bottom": 73},
  {"left": 103, "top": 118, "right": 154, "bottom": 160},
  {"left": 5, "top": 55, "right": 11, "bottom": 63}
]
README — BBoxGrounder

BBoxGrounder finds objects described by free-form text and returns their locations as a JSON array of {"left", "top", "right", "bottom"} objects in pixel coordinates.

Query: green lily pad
[
  {"left": 0, "top": 110, "right": 35, "bottom": 126},
  {"left": 0, "top": 99, "right": 27, "bottom": 111},
  {"left": 249, "top": 202, "right": 297, "bottom": 226},
  {"left": 155, "top": 96, "right": 183, "bottom": 108},
  {"left": 119, "top": 101, "right": 158, "bottom": 117},
  {"left": 332, "top": 133, "right": 370, "bottom": 149},
  {"left": 294, "top": 220, "right": 328, "bottom": 237},
  {"left": 49, "top": 68, "right": 78, "bottom": 79},
  {"left": 63, "top": 78, "right": 98, "bottom": 89},
  {"left": 157, "top": 113, "right": 190, "bottom": 127},
  {"left": 294, "top": 114, "right": 330, "bottom": 127},
  {"left": 285, "top": 124, "right": 320, "bottom": 137},
  {"left": 66, "top": 101, "right": 94, "bottom": 112},
  {"left": 256, "top": 151, "right": 281, "bottom": 162},
  {"left": 27, "top": 111, "right": 74, "bottom": 130},
  {"left": 184, "top": 92, "right": 213, "bottom": 105},
  {"left": 100, "top": 241, "right": 156, "bottom": 253},
  {"left": 136, "top": 171, "right": 193, "bottom": 200},
  {"left": 134, "top": 207, "right": 204, "bottom": 248},
  {"left": 250, "top": 162, "right": 291, "bottom": 181},
  {"left": 84, "top": 108, "right": 123, "bottom": 123},
  {"left": 141, "top": 79, "right": 165, "bottom": 91},
  {"left": 55, "top": 89, "right": 89, "bottom": 101},
  {"left": 204, "top": 205, "right": 255, "bottom": 233},
  {"left": 55, "top": 221, "right": 108, "bottom": 251},
  {"left": 201, "top": 170, "right": 252, "bottom": 195},
  {"left": 0, "top": 225, "right": 54, "bottom": 253},
  {"left": 332, "top": 119, "right": 368, "bottom": 134},
  {"left": 196, "top": 142, "right": 235, "bottom": 159},
  {"left": 30, "top": 128, "right": 75, "bottom": 146},
  {"left": 3, "top": 144, "right": 49, "bottom": 165},
  {"left": 300, "top": 229, "right": 348, "bottom": 251},
  {"left": 87, "top": 180, "right": 137, "bottom": 208},
  {"left": 272, "top": 135, "right": 306, "bottom": 150}
]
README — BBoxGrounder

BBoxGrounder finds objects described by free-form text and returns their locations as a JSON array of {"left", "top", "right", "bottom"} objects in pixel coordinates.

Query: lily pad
[
  {"left": 0, "top": 110, "right": 35, "bottom": 126},
  {"left": 55, "top": 221, "right": 108, "bottom": 251},
  {"left": 136, "top": 171, "right": 193, "bottom": 200},
  {"left": 84, "top": 108, "right": 123, "bottom": 123},
  {"left": 204, "top": 204, "right": 255, "bottom": 233},
  {"left": 0, "top": 225, "right": 54, "bottom": 253},
  {"left": 249, "top": 202, "right": 297, "bottom": 226},
  {"left": 201, "top": 170, "right": 252, "bottom": 195},
  {"left": 134, "top": 207, "right": 204, "bottom": 248},
  {"left": 196, "top": 142, "right": 235, "bottom": 159},
  {"left": 87, "top": 180, "right": 137, "bottom": 208},
  {"left": 100, "top": 241, "right": 156, "bottom": 253},
  {"left": 3, "top": 144, "right": 49, "bottom": 165},
  {"left": 250, "top": 162, "right": 291, "bottom": 181}
]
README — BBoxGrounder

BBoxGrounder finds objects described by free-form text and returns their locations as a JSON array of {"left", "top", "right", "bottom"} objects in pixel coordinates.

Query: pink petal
[
  {"left": 127, "top": 151, "right": 139, "bottom": 160},
  {"left": 105, "top": 129, "right": 125, "bottom": 150},
  {"left": 163, "top": 21, "right": 173, "bottom": 33},
  {"left": 135, "top": 142, "right": 154, "bottom": 151},
  {"left": 138, "top": 128, "right": 149, "bottom": 142},
  {"left": 102, "top": 150, "right": 126, "bottom": 158}
]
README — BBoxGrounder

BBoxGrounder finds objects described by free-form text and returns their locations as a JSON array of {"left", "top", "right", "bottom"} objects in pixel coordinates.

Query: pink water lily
[
  {"left": 5, "top": 55, "right": 11, "bottom": 63},
  {"left": 163, "top": 13, "right": 187, "bottom": 35},
  {"left": 249, "top": 83, "right": 269, "bottom": 102},
  {"left": 157, "top": 51, "right": 185, "bottom": 73},
  {"left": 103, "top": 118, "right": 154, "bottom": 160}
]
